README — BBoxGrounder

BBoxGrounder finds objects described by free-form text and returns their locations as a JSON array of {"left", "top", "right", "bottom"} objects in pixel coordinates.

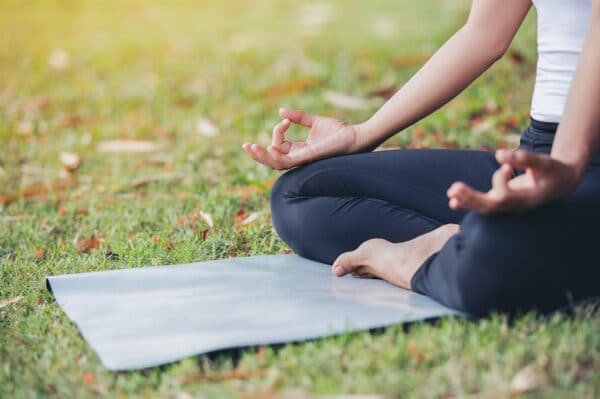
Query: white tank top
[{"left": 531, "top": 0, "right": 592, "bottom": 123}]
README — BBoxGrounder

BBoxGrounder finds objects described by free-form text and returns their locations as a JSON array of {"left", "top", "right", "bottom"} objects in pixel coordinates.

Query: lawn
[{"left": 1, "top": 0, "right": 598, "bottom": 397}]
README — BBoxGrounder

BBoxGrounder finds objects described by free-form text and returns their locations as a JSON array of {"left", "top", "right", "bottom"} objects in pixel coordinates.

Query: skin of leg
[{"left": 332, "top": 224, "right": 460, "bottom": 289}]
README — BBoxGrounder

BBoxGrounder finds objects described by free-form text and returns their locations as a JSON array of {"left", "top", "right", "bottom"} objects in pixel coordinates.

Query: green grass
[{"left": 1, "top": 0, "right": 598, "bottom": 397}]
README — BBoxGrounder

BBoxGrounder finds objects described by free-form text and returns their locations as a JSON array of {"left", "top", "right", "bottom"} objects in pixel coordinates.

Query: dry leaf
[
  {"left": 509, "top": 364, "right": 549, "bottom": 396},
  {"left": 198, "top": 210, "right": 213, "bottom": 228},
  {"left": 264, "top": 77, "right": 319, "bottom": 97},
  {"left": 0, "top": 215, "right": 30, "bottom": 222},
  {"left": 48, "top": 49, "right": 70, "bottom": 70},
  {"left": 60, "top": 152, "right": 81, "bottom": 171},
  {"left": 299, "top": 3, "right": 335, "bottom": 29},
  {"left": 0, "top": 296, "right": 24, "bottom": 308},
  {"left": 391, "top": 53, "right": 431, "bottom": 69},
  {"left": 196, "top": 118, "right": 219, "bottom": 137},
  {"left": 508, "top": 49, "right": 525, "bottom": 65},
  {"left": 241, "top": 211, "right": 264, "bottom": 225},
  {"left": 323, "top": 90, "right": 372, "bottom": 110},
  {"left": 131, "top": 172, "right": 189, "bottom": 188},
  {"left": 76, "top": 236, "right": 104, "bottom": 253},
  {"left": 21, "top": 97, "right": 50, "bottom": 113},
  {"left": 181, "top": 368, "right": 267, "bottom": 384},
  {"left": 97, "top": 140, "right": 161, "bottom": 154},
  {"left": 60, "top": 114, "right": 83, "bottom": 128},
  {"left": 15, "top": 120, "right": 34, "bottom": 135},
  {"left": 81, "top": 372, "right": 95, "bottom": 386},
  {"left": 373, "top": 17, "right": 396, "bottom": 39},
  {"left": 0, "top": 177, "right": 76, "bottom": 206},
  {"left": 367, "top": 85, "right": 399, "bottom": 100}
]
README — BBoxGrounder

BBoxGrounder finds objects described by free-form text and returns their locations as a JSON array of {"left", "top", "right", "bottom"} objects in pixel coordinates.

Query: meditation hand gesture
[
  {"left": 243, "top": 108, "right": 359, "bottom": 170},
  {"left": 447, "top": 149, "right": 580, "bottom": 214}
]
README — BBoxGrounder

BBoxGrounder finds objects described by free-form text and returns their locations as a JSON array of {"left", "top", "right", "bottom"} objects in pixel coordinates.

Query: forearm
[
  {"left": 352, "top": 0, "right": 532, "bottom": 152},
  {"left": 551, "top": 5, "right": 600, "bottom": 179},
  {"left": 354, "top": 25, "right": 505, "bottom": 151}
]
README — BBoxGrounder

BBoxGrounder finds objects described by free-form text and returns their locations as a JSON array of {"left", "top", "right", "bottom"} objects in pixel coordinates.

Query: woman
[{"left": 242, "top": 0, "right": 600, "bottom": 316}]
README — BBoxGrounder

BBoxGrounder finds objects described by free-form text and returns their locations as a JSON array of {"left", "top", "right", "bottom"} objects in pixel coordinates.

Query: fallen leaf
[
  {"left": 264, "top": 77, "right": 319, "bottom": 97},
  {"left": 0, "top": 215, "right": 30, "bottom": 222},
  {"left": 76, "top": 236, "right": 103, "bottom": 253},
  {"left": 241, "top": 211, "right": 264, "bottom": 225},
  {"left": 0, "top": 296, "right": 24, "bottom": 309},
  {"left": 97, "top": 140, "right": 161, "bottom": 154},
  {"left": 508, "top": 49, "right": 525, "bottom": 65},
  {"left": 196, "top": 118, "right": 219, "bottom": 137},
  {"left": 372, "top": 17, "right": 396, "bottom": 39},
  {"left": 36, "top": 248, "right": 45, "bottom": 259},
  {"left": 60, "top": 152, "right": 81, "bottom": 171},
  {"left": 21, "top": 97, "right": 50, "bottom": 113},
  {"left": 323, "top": 90, "right": 372, "bottom": 110},
  {"left": 367, "top": 85, "right": 399, "bottom": 100},
  {"left": 81, "top": 372, "right": 95, "bottom": 386},
  {"left": 181, "top": 368, "right": 267, "bottom": 384},
  {"left": 59, "top": 114, "right": 83, "bottom": 128},
  {"left": 299, "top": 3, "right": 335, "bottom": 30},
  {"left": 131, "top": 172, "right": 189, "bottom": 188},
  {"left": 228, "top": 178, "right": 276, "bottom": 200},
  {"left": 198, "top": 210, "right": 213, "bottom": 228},
  {"left": 15, "top": 120, "right": 34, "bottom": 135},
  {"left": 0, "top": 177, "right": 76, "bottom": 207},
  {"left": 48, "top": 49, "right": 70, "bottom": 70},
  {"left": 391, "top": 53, "right": 431, "bottom": 69},
  {"left": 236, "top": 208, "right": 247, "bottom": 222},
  {"left": 509, "top": 364, "right": 549, "bottom": 396}
]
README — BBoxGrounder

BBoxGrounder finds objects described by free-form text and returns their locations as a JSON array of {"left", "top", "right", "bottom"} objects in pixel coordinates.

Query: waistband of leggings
[{"left": 529, "top": 117, "right": 559, "bottom": 133}]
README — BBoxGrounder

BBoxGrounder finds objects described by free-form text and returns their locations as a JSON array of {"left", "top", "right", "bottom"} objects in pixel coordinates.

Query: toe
[{"left": 332, "top": 249, "right": 364, "bottom": 277}]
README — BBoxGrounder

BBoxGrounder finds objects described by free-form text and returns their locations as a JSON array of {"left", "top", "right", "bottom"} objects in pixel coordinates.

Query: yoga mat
[{"left": 47, "top": 254, "right": 462, "bottom": 370}]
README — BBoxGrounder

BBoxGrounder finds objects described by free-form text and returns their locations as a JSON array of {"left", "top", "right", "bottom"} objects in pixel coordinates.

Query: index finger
[{"left": 279, "top": 107, "right": 314, "bottom": 128}]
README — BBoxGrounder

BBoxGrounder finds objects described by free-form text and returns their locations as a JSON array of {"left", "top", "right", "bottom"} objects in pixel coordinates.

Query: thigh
[{"left": 281, "top": 148, "right": 500, "bottom": 224}]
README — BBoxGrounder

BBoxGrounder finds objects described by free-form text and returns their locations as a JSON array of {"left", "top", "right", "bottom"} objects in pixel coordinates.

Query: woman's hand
[
  {"left": 447, "top": 149, "right": 581, "bottom": 214},
  {"left": 243, "top": 108, "right": 359, "bottom": 170}
]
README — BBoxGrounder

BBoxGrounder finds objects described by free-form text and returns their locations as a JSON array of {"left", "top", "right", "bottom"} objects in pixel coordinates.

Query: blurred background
[{"left": 0, "top": 0, "right": 537, "bottom": 201}]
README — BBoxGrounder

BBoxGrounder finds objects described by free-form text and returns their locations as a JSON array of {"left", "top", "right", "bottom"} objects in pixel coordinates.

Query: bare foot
[{"left": 331, "top": 224, "right": 459, "bottom": 289}]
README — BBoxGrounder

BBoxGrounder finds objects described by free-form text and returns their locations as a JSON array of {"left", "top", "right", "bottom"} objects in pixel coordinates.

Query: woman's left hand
[{"left": 447, "top": 149, "right": 580, "bottom": 214}]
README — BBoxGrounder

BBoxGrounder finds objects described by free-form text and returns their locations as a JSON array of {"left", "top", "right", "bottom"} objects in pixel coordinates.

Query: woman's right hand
[{"left": 242, "top": 108, "right": 360, "bottom": 170}]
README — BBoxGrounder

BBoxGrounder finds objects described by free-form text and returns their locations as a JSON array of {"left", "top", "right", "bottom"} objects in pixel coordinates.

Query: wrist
[{"left": 551, "top": 152, "right": 588, "bottom": 183}]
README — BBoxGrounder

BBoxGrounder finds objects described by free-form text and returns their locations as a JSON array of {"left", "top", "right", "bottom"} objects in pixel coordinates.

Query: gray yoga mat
[{"left": 47, "top": 254, "right": 462, "bottom": 370}]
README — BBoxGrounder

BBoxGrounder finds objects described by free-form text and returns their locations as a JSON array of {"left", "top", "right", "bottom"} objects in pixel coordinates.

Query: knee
[
  {"left": 450, "top": 213, "right": 528, "bottom": 316},
  {"left": 269, "top": 169, "right": 310, "bottom": 255}
]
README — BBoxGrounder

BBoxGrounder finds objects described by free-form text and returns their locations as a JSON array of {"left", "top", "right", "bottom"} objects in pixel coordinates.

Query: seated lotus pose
[{"left": 243, "top": 0, "right": 600, "bottom": 316}]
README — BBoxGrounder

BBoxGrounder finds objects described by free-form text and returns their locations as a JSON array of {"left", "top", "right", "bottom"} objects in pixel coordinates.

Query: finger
[
  {"left": 496, "top": 149, "right": 552, "bottom": 171},
  {"left": 491, "top": 164, "right": 512, "bottom": 197},
  {"left": 271, "top": 119, "right": 292, "bottom": 154},
  {"left": 448, "top": 181, "right": 494, "bottom": 213},
  {"left": 266, "top": 145, "right": 291, "bottom": 170},
  {"left": 332, "top": 249, "right": 366, "bottom": 277},
  {"left": 279, "top": 107, "right": 314, "bottom": 128},
  {"left": 250, "top": 143, "right": 281, "bottom": 169}
]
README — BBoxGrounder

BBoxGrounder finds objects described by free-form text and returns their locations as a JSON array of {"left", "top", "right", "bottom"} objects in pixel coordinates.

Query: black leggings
[{"left": 270, "top": 119, "right": 600, "bottom": 316}]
